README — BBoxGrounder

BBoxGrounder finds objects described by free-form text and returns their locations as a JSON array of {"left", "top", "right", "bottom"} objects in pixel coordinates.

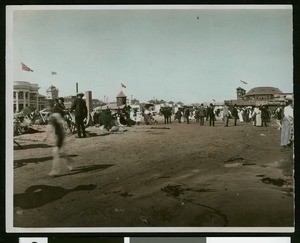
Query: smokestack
[{"left": 85, "top": 91, "right": 92, "bottom": 115}]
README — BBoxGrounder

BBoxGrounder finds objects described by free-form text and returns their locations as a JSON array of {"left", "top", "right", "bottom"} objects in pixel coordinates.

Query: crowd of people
[
  {"left": 177, "top": 103, "right": 287, "bottom": 128},
  {"left": 174, "top": 103, "right": 271, "bottom": 127},
  {"left": 40, "top": 92, "right": 294, "bottom": 176},
  {"left": 170, "top": 99, "right": 294, "bottom": 149}
]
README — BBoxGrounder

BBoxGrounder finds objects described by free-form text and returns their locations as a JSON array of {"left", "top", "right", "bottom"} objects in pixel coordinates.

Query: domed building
[
  {"left": 243, "top": 86, "right": 283, "bottom": 101},
  {"left": 225, "top": 86, "right": 291, "bottom": 107}
]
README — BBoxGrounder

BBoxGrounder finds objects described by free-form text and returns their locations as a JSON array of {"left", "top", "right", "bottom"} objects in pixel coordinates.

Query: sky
[{"left": 8, "top": 5, "right": 293, "bottom": 105}]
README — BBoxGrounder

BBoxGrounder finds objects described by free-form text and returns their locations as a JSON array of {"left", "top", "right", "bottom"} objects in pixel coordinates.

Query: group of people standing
[
  {"left": 176, "top": 97, "right": 294, "bottom": 147},
  {"left": 175, "top": 103, "right": 243, "bottom": 127},
  {"left": 51, "top": 92, "right": 88, "bottom": 138},
  {"left": 175, "top": 103, "right": 215, "bottom": 126},
  {"left": 44, "top": 93, "right": 293, "bottom": 176}
]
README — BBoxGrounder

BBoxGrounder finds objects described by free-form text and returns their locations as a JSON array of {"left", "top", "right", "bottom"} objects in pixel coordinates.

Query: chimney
[{"left": 85, "top": 91, "right": 92, "bottom": 114}]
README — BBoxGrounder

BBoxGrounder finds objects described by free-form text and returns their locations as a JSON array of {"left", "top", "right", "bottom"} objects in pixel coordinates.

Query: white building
[{"left": 13, "top": 81, "right": 43, "bottom": 112}]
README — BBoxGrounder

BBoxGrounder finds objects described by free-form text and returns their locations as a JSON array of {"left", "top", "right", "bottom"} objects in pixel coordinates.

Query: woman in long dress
[
  {"left": 251, "top": 106, "right": 259, "bottom": 126},
  {"left": 281, "top": 95, "right": 294, "bottom": 147},
  {"left": 238, "top": 108, "right": 244, "bottom": 123},
  {"left": 255, "top": 106, "right": 262, "bottom": 127}
]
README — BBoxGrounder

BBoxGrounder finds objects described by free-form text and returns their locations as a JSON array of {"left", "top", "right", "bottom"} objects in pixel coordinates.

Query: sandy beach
[{"left": 12, "top": 116, "right": 294, "bottom": 229}]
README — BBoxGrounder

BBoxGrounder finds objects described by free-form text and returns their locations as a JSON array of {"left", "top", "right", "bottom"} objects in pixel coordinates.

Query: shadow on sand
[
  {"left": 14, "top": 154, "right": 79, "bottom": 169},
  {"left": 54, "top": 164, "right": 114, "bottom": 178},
  {"left": 14, "top": 184, "right": 97, "bottom": 209},
  {"left": 14, "top": 143, "right": 54, "bottom": 150}
]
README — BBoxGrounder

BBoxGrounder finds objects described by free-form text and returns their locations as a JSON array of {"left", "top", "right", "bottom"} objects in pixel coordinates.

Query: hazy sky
[{"left": 8, "top": 5, "right": 293, "bottom": 104}]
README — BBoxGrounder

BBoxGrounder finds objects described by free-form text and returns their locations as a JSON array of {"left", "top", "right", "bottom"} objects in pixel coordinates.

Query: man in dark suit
[
  {"left": 71, "top": 92, "right": 88, "bottom": 138},
  {"left": 261, "top": 105, "right": 269, "bottom": 127},
  {"left": 232, "top": 104, "right": 239, "bottom": 126},
  {"left": 207, "top": 103, "right": 215, "bottom": 126},
  {"left": 184, "top": 107, "right": 190, "bottom": 124}
]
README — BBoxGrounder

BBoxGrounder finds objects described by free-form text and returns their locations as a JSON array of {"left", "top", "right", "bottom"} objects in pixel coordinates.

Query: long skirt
[
  {"left": 238, "top": 112, "right": 244, "bottom": 122},
  {"left": 256, "top": 113, "right": 262, "bottom": 127},
  {"left": 281, "top": 117, "right": 293, "bottom": 146},
  {"left": 48, "top": 147, "right": 73, "bottom": 176}
]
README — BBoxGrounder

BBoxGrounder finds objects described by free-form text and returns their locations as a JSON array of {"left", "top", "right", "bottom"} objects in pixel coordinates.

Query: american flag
[
  {"left": 21, "top": 62, "right": 33, "bottom": 72},
  {"left": 51, "top": 71, "right": 57, "bottom": 75},
  {"left": 121, "top": 83, "right": 126, "bottom": 88}
]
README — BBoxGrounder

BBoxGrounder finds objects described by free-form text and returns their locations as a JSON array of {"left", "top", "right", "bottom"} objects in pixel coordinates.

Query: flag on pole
[
  {"left": 21, "top": 62, "right": 33, "bottom": 72},
  {"left": 51, "top": 71, "right": 57, "bottom": 75},
  {"left": 240, "top": 80, "right": 248, "bottom": 84},
  {"left": 121, "top": 83, "right": 126, "bottom": 88}
]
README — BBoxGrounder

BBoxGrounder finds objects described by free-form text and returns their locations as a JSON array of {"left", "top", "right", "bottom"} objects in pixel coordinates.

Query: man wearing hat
[{"left": 71, "top": 92, "right": 88, "bottom": 138}]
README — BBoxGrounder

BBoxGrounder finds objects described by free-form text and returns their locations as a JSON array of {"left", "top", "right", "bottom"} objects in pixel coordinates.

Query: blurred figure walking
[{"left": 45, "top": 113, "right": 74, "bottom": 177}]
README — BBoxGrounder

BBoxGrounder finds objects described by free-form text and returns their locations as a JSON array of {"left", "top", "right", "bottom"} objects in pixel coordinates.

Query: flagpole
[{"left": 76, "top": 83, "right": 78, "bottom": 94}]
